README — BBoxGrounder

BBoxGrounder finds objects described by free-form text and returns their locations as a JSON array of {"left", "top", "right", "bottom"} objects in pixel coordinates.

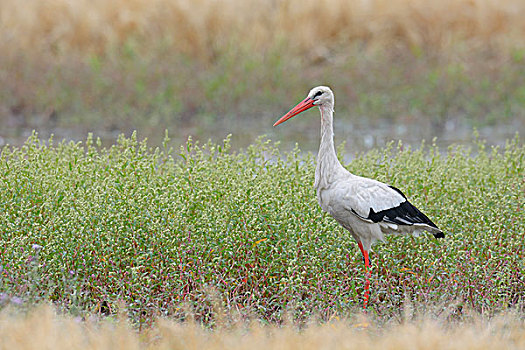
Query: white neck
[{"left": 314, "top": 104, "right": 347, "bottom": 189}]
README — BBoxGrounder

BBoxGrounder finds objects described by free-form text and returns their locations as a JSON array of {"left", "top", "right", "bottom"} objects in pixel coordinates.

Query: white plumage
[{"left": 274, "top": 86, "right": 444, "bottom": 309}]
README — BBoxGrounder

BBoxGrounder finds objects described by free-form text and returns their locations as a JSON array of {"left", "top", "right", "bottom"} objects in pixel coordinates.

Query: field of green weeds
[{"left": 0, "top": 132, "right": 523, "bottom": 325}]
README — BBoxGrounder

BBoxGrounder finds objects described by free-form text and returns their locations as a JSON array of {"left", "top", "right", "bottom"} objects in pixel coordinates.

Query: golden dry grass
[
  {"left": 1, "top": 305, "right": 524, "bottom": 350},
  {"left": 1, "top": 0, "right": 524, "bottom": 58}
]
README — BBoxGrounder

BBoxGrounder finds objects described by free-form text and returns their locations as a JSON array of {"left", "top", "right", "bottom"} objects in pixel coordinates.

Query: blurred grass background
[{"left": 1, "top": 0, "right": 524, "bottom": 152}]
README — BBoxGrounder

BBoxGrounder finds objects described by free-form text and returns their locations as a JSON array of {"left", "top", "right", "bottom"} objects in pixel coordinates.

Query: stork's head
[{"left": 273, "top": 86, "right": 334, "bottom": 126}]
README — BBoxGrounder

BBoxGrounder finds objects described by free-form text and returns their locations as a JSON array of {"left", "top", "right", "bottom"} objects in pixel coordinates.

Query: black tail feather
[{"left": 433, "top": 231, "right": 445, "bottom": 239}]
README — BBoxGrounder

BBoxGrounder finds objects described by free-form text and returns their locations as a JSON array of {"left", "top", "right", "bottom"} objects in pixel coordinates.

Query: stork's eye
[{"left": 314, "top": 91, "right": 323, "bottom": 98}]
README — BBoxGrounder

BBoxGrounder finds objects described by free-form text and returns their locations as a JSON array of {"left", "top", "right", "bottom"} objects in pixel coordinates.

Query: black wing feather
[{"left": 366, "top": 186, "right": 444, "bottom": 238}]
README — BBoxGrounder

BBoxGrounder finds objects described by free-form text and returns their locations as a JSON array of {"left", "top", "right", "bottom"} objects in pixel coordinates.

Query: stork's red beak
[{"left": 273, "top": 97, "right": 315, "bottom": 126}]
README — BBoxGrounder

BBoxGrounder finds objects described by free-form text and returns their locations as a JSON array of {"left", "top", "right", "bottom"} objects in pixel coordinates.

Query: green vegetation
[
  {"left": 3, "top": 47, "right": 525, "bottom": 148},
  {"left": 1, "top": 133, "right": 523, "bottom": 325},
  {"left": 2, "top": 0, "right": 525, "bottom": 147}
]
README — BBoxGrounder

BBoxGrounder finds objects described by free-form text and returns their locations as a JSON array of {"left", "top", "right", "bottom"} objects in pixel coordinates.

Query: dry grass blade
[
  {"left": 1, "top": 0, "right": 524, "bottom": 57},
  {"left": 0, "top": 305, "right": 524, "bottom": 349}
]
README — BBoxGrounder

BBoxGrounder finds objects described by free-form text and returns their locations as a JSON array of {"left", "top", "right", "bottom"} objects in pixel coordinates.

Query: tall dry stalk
[
  {"left": 0, "top": 305, "right": 524, "bottom": 349},
  {"left": 1, "top": 0, "right": 524, "bottom": 58}
]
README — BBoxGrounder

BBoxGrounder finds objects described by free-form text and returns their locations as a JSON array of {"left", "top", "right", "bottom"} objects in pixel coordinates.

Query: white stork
[{"left": 273, "top": 86, "right": 444, "bottom": 309}]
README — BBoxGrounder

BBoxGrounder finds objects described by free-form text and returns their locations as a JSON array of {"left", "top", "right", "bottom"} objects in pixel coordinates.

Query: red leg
[{"left": 357, "top": 241, "right": 371, "bottom": 310}]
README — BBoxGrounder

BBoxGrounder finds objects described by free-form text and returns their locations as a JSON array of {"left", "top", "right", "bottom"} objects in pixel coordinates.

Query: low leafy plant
[{"left": 0, "top": 132, "right": 523, "bottom": 324}]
